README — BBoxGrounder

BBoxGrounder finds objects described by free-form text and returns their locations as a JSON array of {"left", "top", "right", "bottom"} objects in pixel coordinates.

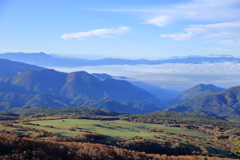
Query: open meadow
[
  {"left": 0, "top": 116, "right": 239, "bottom": 159},
  {"left": 17, "top": 119, "right": 210, "bottom": 141}
]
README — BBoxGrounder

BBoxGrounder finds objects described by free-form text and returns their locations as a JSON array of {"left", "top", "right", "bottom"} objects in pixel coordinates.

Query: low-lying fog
[{"left": 50, "top": 62, "right": 240, "bottom": 91}]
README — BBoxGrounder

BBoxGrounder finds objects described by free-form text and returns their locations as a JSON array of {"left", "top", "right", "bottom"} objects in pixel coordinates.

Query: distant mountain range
[
  {"left": 0, "top": 59, "right": 177, "bottom": 103},
  {"left": 0, "top": 59, "right": 167, "bottom": 113},
  {"left": 1, "top": 69, "right": 163, "bottom": 104},
  {"left": 166, "top": 86, "right": 240, "bottom": 121},
  {"left": 0, "top": 52, "right": 240, "bottom": 67},
  {"left": 1, "top": 57, "right": 240, "bottom": 121},
  {"left": 0, "top": 59, "right": 44, "bottom": 77}
]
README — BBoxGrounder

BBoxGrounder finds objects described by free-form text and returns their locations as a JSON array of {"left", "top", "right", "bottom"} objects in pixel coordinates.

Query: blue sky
[{"left": 0, "top": 0, "right": 240, "bottom": 59}]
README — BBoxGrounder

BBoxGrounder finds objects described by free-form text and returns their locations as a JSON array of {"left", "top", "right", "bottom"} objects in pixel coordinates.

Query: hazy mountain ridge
[
  {"left": 166, "top": 86, "right": 240, "bottom": 120},
  {"left": 92, "top": 73, "right": 180, "bottom": 101},
  {"left": 129, "top": 81, "right": 180, "bottom": 101},
  {"left": 2, "top": 69, "right": 164, "bottom": 105},
  {"left": 1, "top": 52, "right": 240, "bottom": 67},
  {"left": 0, "top": 58, "right": 44, "bottom": 77},
  {"left": 0, "top": 64, "right": 165, "bottom": 113},
  {"left": 121, "top": 101, "right": 162, "bottom": 113}
]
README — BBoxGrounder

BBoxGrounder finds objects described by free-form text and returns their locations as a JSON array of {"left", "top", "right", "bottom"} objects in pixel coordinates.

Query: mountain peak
[
  {"left": 166, "top": 86, "right": 240, "bottom": 120},
  {"left": 167, "top": 84, "right": 226, "bottom": 106},
  {"left": 92, "top": 73, "right": 113, "bottom": 80},
  {"left": 67, "top": 71, "right": 100, "bottom": 83},
  {"left": 38, "top": 52, "right": 46, "bottom": 55},
  {"left": 194, "top": 84, "right": 225, "bottom": 92}
]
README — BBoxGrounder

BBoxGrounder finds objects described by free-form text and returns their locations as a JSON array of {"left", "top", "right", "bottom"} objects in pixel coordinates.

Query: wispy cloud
[
  {"left": 94, "top": 0, "right": 240, "bottom": 44},
  {"left": 156, "top": 1, "right": 240, "bottom": 43},
  {"left": 160, "top": 32, "right": 193, "bottom": 40},
  {"left": 96, "top": 0, "right": 240, "bottom": 22},
  {"left": 160, "top": 21, "right": 240, "bottom": 42},
  {"left": 61, "top": 26, "right": 130, "bottom": 40},
  {"left": 221, "top": 39, "right": 240, "bottom": 46},
  {"left": 158, "top": 0, "right": 240, "bottom": 21},
  {"left": 146, "top": 15, "right": 173, "bottom": 27},
  {"left": 186, "top": 22, "right": 240, "bottom": 38}
]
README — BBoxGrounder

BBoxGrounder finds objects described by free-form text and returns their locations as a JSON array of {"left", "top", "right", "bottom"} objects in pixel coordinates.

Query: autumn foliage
[{"left": 0, "top": 134, "right": 237, "bottom": 160}]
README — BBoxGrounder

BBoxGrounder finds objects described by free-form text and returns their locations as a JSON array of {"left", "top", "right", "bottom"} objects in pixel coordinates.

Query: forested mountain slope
[
  {"left": 166, "top": 86, "right": 240, "bottom": 121},
  {"left": 167, "top": 84, "right": 225, "bottom": 106},
  {"left": 1, "top": 69, "right": 164, "bottom": 105}
]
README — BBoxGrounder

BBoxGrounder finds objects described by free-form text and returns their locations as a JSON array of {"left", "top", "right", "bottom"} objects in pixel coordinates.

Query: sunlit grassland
[
  {"left": 1, "top": 119, "right": 235, "bottom": 158},
  {"left": 113, "top": 120, "right": 210, "bottom": 137},
  {"left": 17, "top": 119, "right": 210, "bottom": 141}
]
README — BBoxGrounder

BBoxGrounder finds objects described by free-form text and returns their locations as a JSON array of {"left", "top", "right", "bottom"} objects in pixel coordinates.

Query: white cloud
[
  {"left": 61, "top": 26, "right": 130, "bottom": 40},
  {"left": 160, "top": 21, "right": 240, "bottom": 41},
  {"left": 96, "top": 0, "right": 240, "bottom": 44},
  {"left": 50, "top": 62, "right": 240, "bottom": 91},
  {"left": 187, "top": 22, "right": 240, "bottom": 32},
  {"left": 146, "top": 15, "right": 173, "bottom": 27},
  {"left": 160, "top": 32, "right": 193, "bottom": 40},
  {"left": 186, "top": 22, "right": 240, "bottom": 38},
  {"left": 154, "top": 1, "right": 240, "bottom": 42},
  {"left": 100, "top": 0, "right": 240, "bottom": 23},
  {"left": 152, "top": 0, "right": 240, "bottom": 21},
  {"left": 155, "top": 2, "right": 240, "bottom": 42},
  {"left": 221, "top": 39, "right": 240, "bottom": 46}
]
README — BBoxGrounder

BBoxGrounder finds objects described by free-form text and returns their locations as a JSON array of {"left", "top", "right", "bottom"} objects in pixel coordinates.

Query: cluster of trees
[
  {"left": 12, "top": 106, "right": 120, "bottom": 116},
  {"left": 18, "top": 113, "right": 119, "bottom": 121},
  {"left": 0, "top": 133, "right": 237, "bottom": 160},
  {"left": 0, "top": 114, "right": 18, "bottom": 121},
  {"left": 180, "top": 124, "right": 240, "bottom": 151},
  {"left": 150, "top": 130, "right": 231, "bottom": 156},
  {"left": 120, "top": 111, "right": 240, "bottom": 128},
  {"left": 116, "top": 140, "right": 190, "bottom": 156},
  {"left": 120, "top": 116, "right": 240, "bottom": 157}
]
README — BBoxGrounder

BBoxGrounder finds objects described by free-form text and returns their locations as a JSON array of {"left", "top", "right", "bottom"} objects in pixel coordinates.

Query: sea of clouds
[{"left": 51, "top": 62, "right": 240, "bottom": 91}]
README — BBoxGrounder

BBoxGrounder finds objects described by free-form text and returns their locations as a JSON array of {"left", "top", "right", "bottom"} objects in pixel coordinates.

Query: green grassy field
[
  {"left": 17, "top": 119, "right": 210, "bottom": 141},
  {"left": 1, "top": 119, "right": 237, "bottom": 158}
]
